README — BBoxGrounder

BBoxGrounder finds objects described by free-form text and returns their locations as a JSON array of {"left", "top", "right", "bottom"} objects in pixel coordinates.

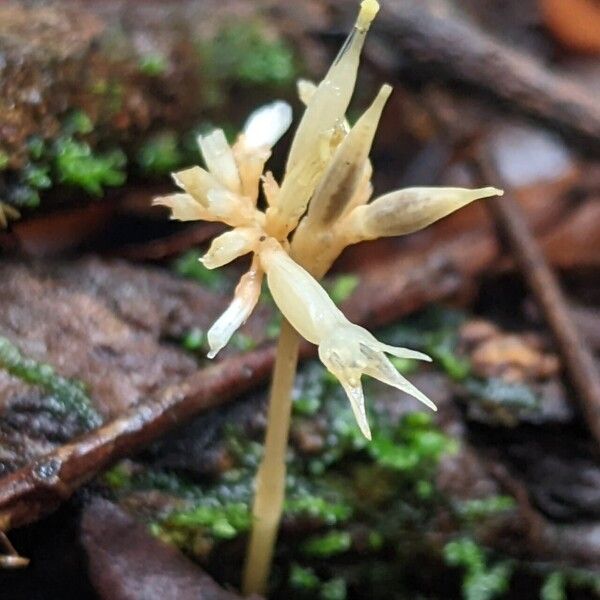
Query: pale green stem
[{"left": 242, "top": 318, "right": 300, "bottom": 596}]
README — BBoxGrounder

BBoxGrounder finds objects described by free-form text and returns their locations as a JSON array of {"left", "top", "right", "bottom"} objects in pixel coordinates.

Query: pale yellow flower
[{"left": 154, "top": 0, "right": 502, "bottom": 437}]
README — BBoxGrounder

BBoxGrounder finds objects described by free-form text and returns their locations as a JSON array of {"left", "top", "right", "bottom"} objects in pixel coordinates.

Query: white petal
[
  {"left": 172, "top": 166, "right": 220, "bottom": 207},
  {"left": 361, "top": 346, "right": 437, "bottom": 411},
  {"left": 152, "top": 193, "right": 209, "bottom": 221},
  {"left": 205, "top": 188, "right": 256, "bottom": 227},
  {"left": 243, "top": 101, "right": 292, "bottom": 150},
  {"left": 376, "top": 343, "right": 432, "bottom": 362},
  {"left": 340, "top": 378, "right": 372, "bottom": 440},
  {"left": 200, "top": 228, "right": 260, "bottom": 269},
  {"left": 207, "top": 266, "right": 263, "bottom": 358},
  {"left": 198, "top": 129, "right": 241, "bottom": 193}
]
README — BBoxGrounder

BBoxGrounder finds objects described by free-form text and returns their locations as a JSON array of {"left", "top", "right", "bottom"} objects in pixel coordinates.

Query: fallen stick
[
  {"left": 476, "top": 152, "right": 600, "bottom": 445},
  {"left": 0, "top": 193, "right": 587, "bottom": 530},
  {"left": 329, "top": 0, "right": 600, "bottom": 153}
]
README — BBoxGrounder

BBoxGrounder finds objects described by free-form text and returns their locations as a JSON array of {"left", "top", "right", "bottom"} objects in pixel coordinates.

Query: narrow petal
[
  {"left": 317, "top": 337, "right": 372, "bottom": 439},
  {"left": 172, "top": 166, "right": 220, "bottom": 207},
  {"left": 262, "top": 171, "right": 280, "bottom": 207},
  {"left": 233, "top": 145, "right": 270, "bottom": 204},
  {"left": 153, "top": 193, "right": 211, "bottom": 221},
  {"left": 340, "top": 378, "right": 372, "bottom": 440},
  {"left": 200, "top": 228, "right": 260, "bottom": 269},
  {"left": 375, "top": 343, "right": 432, "bottom": 362},
  {"left": 243, "top": 101, "right": 292, "bottom": 150},
  {"left": 207, "top": 264, "right": 263, "bottom": 359},
  {"left": 206, "top": 188, "right": 258, "bottom": 227},
  {"left": 345, "top": 187, "right": 504, "bottom": 242},
  {"left": 198, "top": 129, "right": 242, "bottom": 193},
  {"left": 361, "top": 345, "right": 437, "bottom": 411},
  {"left": 275, "top": 0, "right": 379, "bottom": 231},
  {"left": 297, "top": 79, "right": 317, "bottom": 105}
]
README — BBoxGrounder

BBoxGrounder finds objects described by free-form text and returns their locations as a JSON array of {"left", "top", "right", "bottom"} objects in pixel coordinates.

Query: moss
[
  {"left": 7, "top": 184, "right": 41, "bottom": 208},
  {"left": 285, "top": 496, "right": 352, "bottom": 525},
  {"left": 289, "top": 564, "right": 320, "bottom": 591},
  {"left": 454, "top": 495, "right": 516, "bottom": 522},
  {"left": 63, "top": 109, "right": 94, "bottom": 136},
  {"left": 202, "top": 22, "right": 296, "bottom": 88},
  {"left": 103, "top": 463, "right": 133, "bottom": 490},
  {"left": 368, "top": 412, "right": 457, "bottom": 474},
  {"left": 136, "top": 132, "right": 184, "bottom": 176},
  {"left": 302, "top": 531, "right": 352, "bottom": 558},
  {"left": 289, "top": 565, "right": 347, "bottom": 600},
  {"left": 181, "top": 327, "right": 206, "bottom": 352},
  {"left": 26, "top": 136, "right": 45, "bottom": 161},
  {"left": 165, "top": 502, "right": 251, "bottom": 539},
  {"left": 0, "top": 336, "right": 101, "bottom": 428},
  {"left": 464, "top": 378, "right": 538, "bottom": 411},
  {"left": 198, "top": 21, "right": 297, "bottom": 108},
  {"left": 0, "top": 151, "right": 9, "bottom": 170},
  {"left": 54, "top": 138, "right": 126, "bottom": 196},
  {"left": 443, "top": 538, "right": 513, "bottom": 600},
  {"left": 23, "top": 164, "right": 52, "bottom": 191},
  {"left": 541, "top": 572, "right": 566, "bottom": 600}
]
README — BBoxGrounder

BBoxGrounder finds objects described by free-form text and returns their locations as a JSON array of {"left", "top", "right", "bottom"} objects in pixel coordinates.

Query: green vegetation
[
  {"left": 136, "top": 132, "right": 184, "bottom": 176},
  {"left": 99, "top": 306, "right": 597, "bottom": 598},
  {"left": 5, "top": 110, "right": 127, "bottom": 209},
  {"left": 326, "top": 274, "right": 360, "bottom": 306},
  {"left": 0, "top": 336, "right": 101, "bottom": 428},
  {"left": 200, "top": 22, "right": 296, "bottom": 96},
  {"left": 444, "top": 537, "right": 513, "bottom": 600},
  {"left": 54, "top": 139, "right": 126, "bottom": 196}
]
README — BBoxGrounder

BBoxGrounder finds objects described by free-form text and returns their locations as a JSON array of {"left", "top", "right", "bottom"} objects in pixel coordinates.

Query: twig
[
  {"left": 475, "top": 152, "right": 600, "bottom": 445},
  {"left": 0, "top": 194, "right": 583, "bottom": 530},
  {"left": 329, "top": 0, "right": 600, "bottom": 153},
  {"left": 0, "top": 347, "right": 276, "bottom": 531}
]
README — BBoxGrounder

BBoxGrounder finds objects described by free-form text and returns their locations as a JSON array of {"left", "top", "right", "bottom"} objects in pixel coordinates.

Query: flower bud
[
  {"left": 198, "top": 129, "right": 241, "bottom": 193},
  {"left": 243, "top": 101, "right": 292, "bottom": 150},
  {"left": 201, "top": 228, "right": 261, "bottom": 269},
  {"left": 259, "top": 239, "right": 343, "bottom": 344},
  {"left": 305, "top": 84, "right": 391, "bottom": 226},
  {"left": 344, "top": 187, "right": 503, "bottom": 242},
  {"left": 285, "top": 2, "right": 378, "bottom": 172}
]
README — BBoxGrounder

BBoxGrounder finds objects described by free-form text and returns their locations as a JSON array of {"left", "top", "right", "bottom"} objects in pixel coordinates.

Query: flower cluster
[{"left": 155, "top": 0, "right": 502, "bottom": 439}]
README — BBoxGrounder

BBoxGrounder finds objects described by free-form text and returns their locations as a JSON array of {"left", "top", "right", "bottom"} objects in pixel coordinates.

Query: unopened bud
[
  {"left": 285, "top": 0, "right": 379, "bottom": 174},
  {"left": 306, "top": 84, "right": 391, "bottom": 226},
  {"left": 345, "top": 186, "right": 503, "bottom": 241}
]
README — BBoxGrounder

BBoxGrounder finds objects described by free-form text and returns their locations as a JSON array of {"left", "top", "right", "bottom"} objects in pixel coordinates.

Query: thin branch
[
  {"left": 329, "top": 0, "right": 600, "bottom": 153},
  {"left": 0, "top": 194, "right": 586, "bottom": 530},
  {"left": 475, "top": 152, "right": 600, "bottom": 445}
]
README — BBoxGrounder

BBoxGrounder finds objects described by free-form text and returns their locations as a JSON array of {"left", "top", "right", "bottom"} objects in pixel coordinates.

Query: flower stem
[{"left": 242, "top": 318, "right": 300, "bottom": 596}]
